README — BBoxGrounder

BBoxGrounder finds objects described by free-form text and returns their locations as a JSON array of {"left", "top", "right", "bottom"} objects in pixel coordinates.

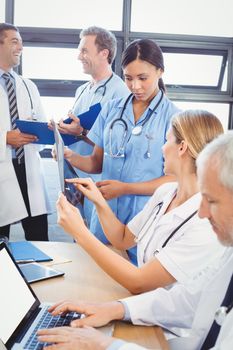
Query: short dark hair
[
  {"left": 122, "top": 39, "right": 166, "bottom": 92},
  {"left": 0, "top": 23, "right": 19, "bottom": 43},
  {"left": 80, "top": 26, "right": 117, "bottom": 64}
]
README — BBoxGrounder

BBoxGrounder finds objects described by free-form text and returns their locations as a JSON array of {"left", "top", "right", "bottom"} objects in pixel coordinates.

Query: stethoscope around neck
[
  {"left": 71, "top": 73, "right": 114, "bottom": 111},
  {"left": 21, "top": 77, "right": 37, "bottom": 120},
  {"left": 134, "top": 201, "right": 198, "bottom": 264},
  {"left": 215, "top": 300, "right": 233, "bottom": 326},
  {"left": 108, "top": 89, "right": 164, "bottom": 158}
]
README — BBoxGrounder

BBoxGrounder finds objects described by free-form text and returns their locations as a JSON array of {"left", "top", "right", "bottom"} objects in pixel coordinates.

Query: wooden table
[{"left": 32, "top": 241, "right": 169, "bottom": 350}]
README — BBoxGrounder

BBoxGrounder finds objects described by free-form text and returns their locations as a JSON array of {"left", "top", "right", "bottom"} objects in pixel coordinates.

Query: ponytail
[{"left": 158, "top": 78, "right": 166, "bottom": 93}]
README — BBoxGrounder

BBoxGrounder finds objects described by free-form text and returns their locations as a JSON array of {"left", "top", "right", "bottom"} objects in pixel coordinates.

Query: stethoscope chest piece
[
  {"left": 215, "top": 306, "right": 228, "bottom": 326},
  {"left": 132, "top": 125, "right": 142, "bottom": 136}
]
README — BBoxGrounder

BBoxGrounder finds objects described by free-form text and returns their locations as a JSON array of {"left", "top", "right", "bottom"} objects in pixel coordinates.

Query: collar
[
  {"left": 147, "top": 89, "right": 164, "bottom": 113},
  {"left": 0, "top": 68, "right": 15, "bottom": 79},
  {"left": 173, "top": 192, "right": 201, "bottom": 220},
  {"left": 90, "top": 73, "right": 114, "bottom": 90},
  {"left": 118, "top": 90, "right": 164, "bottom": 109},
  {"left": 161, "top": 183, "right": 201, "bottom": 221}
]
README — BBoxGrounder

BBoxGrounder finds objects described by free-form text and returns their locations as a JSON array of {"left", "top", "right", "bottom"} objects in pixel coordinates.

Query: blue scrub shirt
[
  {"left": 88, "top": 91, "right": 179, "bottom": 264},
  {"left": 69, "top": 73, "right": 130, "bottom": 225}
]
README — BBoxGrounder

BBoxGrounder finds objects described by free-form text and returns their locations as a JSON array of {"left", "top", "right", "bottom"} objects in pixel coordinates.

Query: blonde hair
[{"left": 171, "top": 109, "right": 224, "bottom": 162}]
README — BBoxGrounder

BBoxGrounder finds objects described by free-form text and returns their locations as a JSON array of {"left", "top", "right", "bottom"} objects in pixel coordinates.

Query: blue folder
[
  {"left": 15, "top": 120, "right": 77, "bottom": 146},
  {"left": 8, "top": 241, "right": 52, "bottom": 263},
  {"left": 16, "top": 103, "right": 101, "bottom": 145},
  {"left": 64, "top": 102, "right": 101, "bottom": 129}
]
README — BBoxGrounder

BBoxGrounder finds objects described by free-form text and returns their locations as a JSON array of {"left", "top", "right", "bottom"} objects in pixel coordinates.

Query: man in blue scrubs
[{"left": 57, "top": 26, "right": 129, "bottom": 225}]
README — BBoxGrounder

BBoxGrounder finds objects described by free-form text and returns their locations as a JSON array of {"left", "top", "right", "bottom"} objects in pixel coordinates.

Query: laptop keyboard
[{"left": 24, "top": 307, "right": 81, "bottom": 349}]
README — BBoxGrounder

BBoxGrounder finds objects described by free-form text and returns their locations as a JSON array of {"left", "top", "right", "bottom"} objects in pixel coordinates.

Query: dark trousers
[{"left": 0, "top": 160, "right": 48, "bottom": 241}]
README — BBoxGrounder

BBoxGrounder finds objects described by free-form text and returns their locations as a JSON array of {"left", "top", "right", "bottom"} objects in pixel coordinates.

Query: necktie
[
  {"left": 200, "top": 273, "right": 233, "bottom": 350},
  {"left": 3, "top": 72, "right": 25, "bottom": 164}
]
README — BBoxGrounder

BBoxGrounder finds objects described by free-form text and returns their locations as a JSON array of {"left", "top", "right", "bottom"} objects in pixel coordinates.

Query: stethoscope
[
  {"left": 108, "top": 90, "right": 164, "bottom": 158},
  {"left": 71, "top": 73, "right": 114, "bottom": 112},
  {"left": 134, "top": 201, "right": 198, "bottom": 263},
  {"left": 21, "top": 77, "right": 37, "bottom": 120},
  {"left": 215, "top": 298, "right": 233, "bottom": 326}
]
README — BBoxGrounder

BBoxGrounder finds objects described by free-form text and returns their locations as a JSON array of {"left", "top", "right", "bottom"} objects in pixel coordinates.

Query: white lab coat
[
  {"left": 118, "top": 248, "right": 233, "bottom": 350},
  {"left": 0, "top": 72, "right": 50, "bottom": 226}
]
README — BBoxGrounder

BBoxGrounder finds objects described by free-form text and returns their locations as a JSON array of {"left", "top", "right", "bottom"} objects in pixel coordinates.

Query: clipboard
[
  {"left": 64, "top": 102, "right": 101, "bottom": 130},
  {"left": 15, "top": 120, "right": 77, "bottom": 146},
  {"left": 8, "top": 241, "right": 53, "bottom": 263}
]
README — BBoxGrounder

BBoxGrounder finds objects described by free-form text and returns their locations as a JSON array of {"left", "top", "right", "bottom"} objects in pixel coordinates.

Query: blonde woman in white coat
[{"left": 56, "top": 110, "right": 225, "bottom": 294}]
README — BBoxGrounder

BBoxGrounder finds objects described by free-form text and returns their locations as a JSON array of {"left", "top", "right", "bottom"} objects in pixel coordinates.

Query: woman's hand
[
  {"left": 65, "top": 178, "right": 106, "bottom": 206},
  {"left": 45, "top": 300, "right": 124, "bottom": 328},
  {"left": 96, "top": 180, "right": 126, "bottom": 200},
  {"left": 37, "top": 326, "right": 115, "bottom": 350},
  {"left": 56, "top": 193, "right": 86, "bottom": 239}
]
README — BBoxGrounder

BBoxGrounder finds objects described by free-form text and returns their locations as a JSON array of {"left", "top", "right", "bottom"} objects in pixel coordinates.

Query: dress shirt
[{"left": 114, "top": 249, "right": 233, "bottom": 350}]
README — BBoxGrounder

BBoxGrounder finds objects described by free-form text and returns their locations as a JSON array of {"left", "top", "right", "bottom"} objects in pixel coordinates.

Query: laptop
[
  {"left": 19, "top": 262, "right": 65, "bottom": 284},
  {"left": 0, "top": 242, "right": 114, "bottom": 350},
  {"left": 0, "top": 242, "right": 81, "bottom": 349}
]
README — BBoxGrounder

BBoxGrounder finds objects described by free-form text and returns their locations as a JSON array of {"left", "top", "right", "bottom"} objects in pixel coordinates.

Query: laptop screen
[{"left": 0, "top": 243, "right": 39, "bottom": 345}]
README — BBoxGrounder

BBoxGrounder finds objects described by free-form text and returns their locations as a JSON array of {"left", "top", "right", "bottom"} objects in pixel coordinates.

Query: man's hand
[
  {"left": 96, "top": 180, "right": 126, "bottom": 200},
  {"left": 6, "top": 129, "right": 37, "bottom": 148},
  {"left": 51, "top": 146, "right": 73, "bottom": 162},
  {"left": 58, "top": 112, "right": 84, "bottom": 136},
  {"left": 37, "top": 326, "right": 115, "bottom": 350},
  {"left": 45, "top": 300, "right": 125, "bottom": 328}
]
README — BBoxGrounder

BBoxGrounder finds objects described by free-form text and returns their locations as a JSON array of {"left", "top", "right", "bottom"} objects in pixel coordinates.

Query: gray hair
[
  {"left": 80, "top": 26, "right": 117, "bottom": 64},
  {"left": 197, "top": 131, "right": 233, "bottom": 192}
]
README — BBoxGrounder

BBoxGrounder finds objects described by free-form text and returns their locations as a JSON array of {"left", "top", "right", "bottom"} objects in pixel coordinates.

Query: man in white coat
[
  {"left": 0, "top": 23, "right": 50, "bottom": 240},
  {"left": 37, "top": 132, "right": 233, "bottom": 350}
]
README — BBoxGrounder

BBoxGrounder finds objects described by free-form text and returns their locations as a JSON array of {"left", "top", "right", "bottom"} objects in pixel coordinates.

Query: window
[
  {"left": 163, "top": 52, "right": 224, "bottom": 88},
  {"left": 22, "top": 47, "right": 87, "bottom": 81},
  {"left": 41, "top": 96, "right": 74, "bottom": 122},
  {"left": 15, "top": 0, "right": 123, "bottom": 30},
  {"left": 0, "top": 0, "right": 5, "bottom": 22},
  {"left": 9, "top": 0, "right": 233, "bottom": 130},
  {"left": 174, "top": 101, "right": 229, "bottom": 131},
  {"left": 131, "top": 0, "right": 233, "bottom": 37}
]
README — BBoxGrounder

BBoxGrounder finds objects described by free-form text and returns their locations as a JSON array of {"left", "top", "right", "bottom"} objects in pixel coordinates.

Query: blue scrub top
[
  {"left": 69, "top": 73, "right": 129, "bottom": 227},
  {"left": 70, "top": 73, "right": 129, "bottom": 158},
  {"left": 88, "top": 91, "right": 180, "bottom": 257}
]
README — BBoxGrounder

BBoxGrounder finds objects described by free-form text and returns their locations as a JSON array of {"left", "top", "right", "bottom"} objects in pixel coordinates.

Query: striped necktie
[{"left": 3, "top": 72, "right": 25, "bottom": 164}]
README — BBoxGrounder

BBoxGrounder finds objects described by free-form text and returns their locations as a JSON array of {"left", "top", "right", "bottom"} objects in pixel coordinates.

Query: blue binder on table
[{"left": 8, "top": 241, "right": 52, "bottom": 263}]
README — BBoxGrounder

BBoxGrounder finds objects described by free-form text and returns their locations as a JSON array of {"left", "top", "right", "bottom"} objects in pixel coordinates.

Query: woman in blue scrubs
[{"left": 64, "top": 39, "right": 179, "bottom": 263}]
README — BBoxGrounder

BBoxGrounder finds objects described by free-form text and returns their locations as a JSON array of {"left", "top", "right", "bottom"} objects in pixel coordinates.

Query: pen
[{"left": 16, "top": 259, "right": 35, "bottom": 264}]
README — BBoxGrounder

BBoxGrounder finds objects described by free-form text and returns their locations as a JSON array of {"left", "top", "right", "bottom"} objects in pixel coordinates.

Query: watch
[{"left": 77, "top": 128, "right": 88, "bottom": 139}]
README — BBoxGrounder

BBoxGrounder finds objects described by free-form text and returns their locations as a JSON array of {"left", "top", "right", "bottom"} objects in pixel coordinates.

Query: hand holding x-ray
[{"left": 51, "top": 119, "right": 84, "bottom": 209}]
